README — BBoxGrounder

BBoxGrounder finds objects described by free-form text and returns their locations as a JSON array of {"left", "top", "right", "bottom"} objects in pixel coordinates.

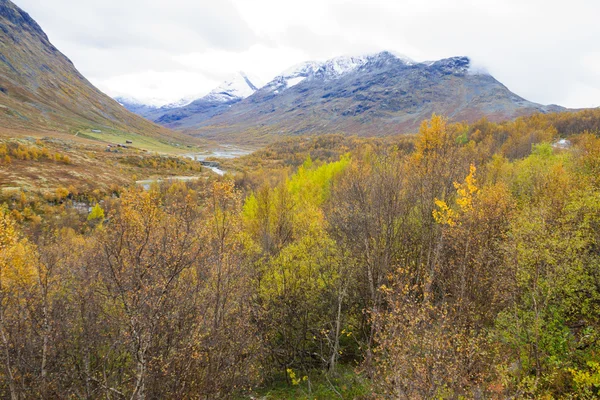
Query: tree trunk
[
  {"left": 130, "top": 331, "right": 147, "bottom": 400},
  {"left": 0, "top": 304, "right": 18, "bottom": 400},
  {"left": 329, "top": 292, "right": 343, "bottom": 373}
]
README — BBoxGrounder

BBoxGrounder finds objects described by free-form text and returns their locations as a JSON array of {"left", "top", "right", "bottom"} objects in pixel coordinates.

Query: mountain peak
[
  {"left": 204, "top": 71, "right": 261, "bottom": 103},
  {"left": 429, "top": 56, "right": 472, "bottom": 75},
  {"left": 117, "top": 72, "right": 261, "bottom": 111},
  {"left": 175, "top": 51, "right": 563, "bottom": 140},
  {"left": 119, "top": 50, "right": 563, "bottom": 138},
  {"left": 0, "top": 0, "right": 49, "bottom": 43},
  {"left": 267, "top": 51, "right": 416, "bottom": 93},
  {"left": 0, "top": 0, "right": 183, "bottom": 141},
  {"left": 365, "top": 50, "right": 414, "bottom": 66}
]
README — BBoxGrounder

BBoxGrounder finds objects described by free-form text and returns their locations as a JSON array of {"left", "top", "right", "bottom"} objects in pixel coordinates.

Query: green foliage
[
  {"left": 242, "top": 365, "right": 372, "bottom": 399},
  {"left": 87, "top": 203, "right": 104, "bottom": 221},
  {"left": 4, "top": 111, "right": 600, "bottom": 398},
  {"left": 287, "top": 154, "right": 350, "bottom": 207},
  {"left": 569, "top": 362, "right": 600, "bottom": 398},
  {"left": 243, "top": 156, "right": 351, "bottom": 371}
]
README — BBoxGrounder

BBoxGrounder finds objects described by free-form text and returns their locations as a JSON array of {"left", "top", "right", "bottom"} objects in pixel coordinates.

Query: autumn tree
[{"left": 244, "top": 157, "right": 351, "bottom": 375}]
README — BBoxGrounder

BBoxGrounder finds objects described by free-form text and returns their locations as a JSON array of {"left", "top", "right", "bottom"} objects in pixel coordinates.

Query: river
[
  {"left": 185, "top": 145, "right": 254, "bottom": 176},
  {"left": 136, "top": 146, "right": 253, "bottom": 188}
]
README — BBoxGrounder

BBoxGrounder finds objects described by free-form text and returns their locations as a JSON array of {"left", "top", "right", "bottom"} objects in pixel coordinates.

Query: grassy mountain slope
[{"left": 0, "top": 0, "right": 201, "bottom": 149}]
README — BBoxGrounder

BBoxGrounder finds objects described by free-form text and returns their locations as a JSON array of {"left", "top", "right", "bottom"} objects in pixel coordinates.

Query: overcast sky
[{"left": 13, "top": 0, "right": 600, "bottom": 108}]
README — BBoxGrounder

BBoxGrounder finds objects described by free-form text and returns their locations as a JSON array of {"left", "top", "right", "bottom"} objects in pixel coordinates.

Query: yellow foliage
[
  {"left": 433, "top": 164, "right": 479, "bottom": 226},
  {"left": 0, "top": 210, "right": 18, "bottom": 251},
  {"left": 0, "top": 210, "right": 38, "bottom": 290},
  {"left": 286, "top": 368, "right": 307, "bottom": 386},
  {"left": 55, "top": 187, "right": 70, "bottom": 200},
  {"left": 454, "top": 164, "right": 478, "bottom": 213},
  {"left": 415, "top": 114, "right": 450, "bottom": 159},
  {"left": 0, "top": 141, "right": 71, "bottom": 164},
  {"left": 568, "top": 362, "right": 600, "bottom": 394},
  {"left": 433, "top": 199, "right": 457, "bottom": 227}
]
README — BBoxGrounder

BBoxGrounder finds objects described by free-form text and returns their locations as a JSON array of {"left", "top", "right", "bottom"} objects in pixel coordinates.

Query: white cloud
[
  {"left": 12, "top": 0, "right": 600, "bottom": 108},
  {"left": 96, "top": 70, "right": 220, "bottom": 107},
  {"left": 174, "top": 45, "right": 309, "bottom": 85}
]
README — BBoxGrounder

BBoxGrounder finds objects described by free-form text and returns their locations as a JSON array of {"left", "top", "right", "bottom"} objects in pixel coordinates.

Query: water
[
  {"left": 136, "top": 176, "right": 203, "bottom": 190},
  {"left": 204, "top": 166, "right": 225, "bottom": 176},
  {"left": 185, "top": 145, "right": 253, "bottom": 175},
  {"left": 136, "top": 146, "right": 253, "bottom": 188},
  {"left": 192, "top": 148, "right": 253, "bottom": 160}
]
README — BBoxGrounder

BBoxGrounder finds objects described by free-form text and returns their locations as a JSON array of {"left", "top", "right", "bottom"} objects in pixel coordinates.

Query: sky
[{"left": 13, "top": 0, "right": 600, "bottom": 108}]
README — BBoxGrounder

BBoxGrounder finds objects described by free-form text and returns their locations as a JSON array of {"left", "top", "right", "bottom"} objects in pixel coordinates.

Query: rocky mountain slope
[
  {"left": 0, "top": 0, "right": 194, "bottom": 145},
  {"left": 154, "top": 52, "right": 564, "bottom": 141}
]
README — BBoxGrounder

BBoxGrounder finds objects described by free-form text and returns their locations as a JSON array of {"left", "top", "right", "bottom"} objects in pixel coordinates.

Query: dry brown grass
[{"left": 0, "top": 129, "right": 212, "bottom": 195}]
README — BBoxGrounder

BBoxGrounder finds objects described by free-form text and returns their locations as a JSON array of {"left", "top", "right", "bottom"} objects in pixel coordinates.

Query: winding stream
[
  {"left": 136, "top": 146, "right": 253, "bottom": 188},
  {"left": 186, "top": 146, "right": 253, "bottom": 175}
]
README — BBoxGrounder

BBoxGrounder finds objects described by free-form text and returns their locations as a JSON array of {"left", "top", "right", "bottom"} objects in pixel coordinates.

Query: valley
[
  {"left": 1, "top": 0, "right": 599, "bottom": 399},
  {"left": 120, "top": 53, "right": 565, "bottom": 144}
]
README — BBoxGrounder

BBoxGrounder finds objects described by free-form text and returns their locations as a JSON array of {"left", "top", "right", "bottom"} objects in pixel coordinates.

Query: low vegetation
[
  {"left": 118, "top": 154, "right": 203, "bottom": 172},
  {"left": 0, "top": 140, "right": 72, "bottom": 165},
  {"left": 0, "top": 135, "right": 211, "bottom": 196},
  {"left": 1, "top": 109, "right": 600, "bottom": 398}
]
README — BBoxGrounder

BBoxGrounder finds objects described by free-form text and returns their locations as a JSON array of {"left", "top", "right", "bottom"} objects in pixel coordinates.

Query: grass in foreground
[{"left": 239, "top": 365, "right": 372, "bottom": 400}]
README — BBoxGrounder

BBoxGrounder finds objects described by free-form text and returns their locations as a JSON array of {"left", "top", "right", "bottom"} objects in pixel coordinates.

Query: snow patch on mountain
[
  {"left": 387, "top": 51, "right": 415, "bottom": 65},
  {"left": 161, "top": 94, "right": 206, "bottom": 109},
  {"left": 204, "top": 72, "right": 262, "bottom": 103},
  {"left": 115, "top": 96, "right": 159, "bottom": 108},
  {"left": 266, "top": 51, "right": 415, "bottom": 93},
  {"left": 281, "top": 61, "right": 323, "bottom": 79},
  {"left": 114, "top": 72, "right": 262, "bottom": 110},
  {"left": 286, "top": 77, "right": 306, "bottom": 88}
]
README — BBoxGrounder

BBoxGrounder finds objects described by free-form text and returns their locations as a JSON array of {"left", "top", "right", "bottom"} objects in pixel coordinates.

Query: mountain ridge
[
  {"left": 0, "top": 0, "right": 197, "bottom": 147},
  {"left": 181, "top": 52, "right": 565, "bottom": 141},
  {"left": 117, "top": 51, "right": 565, "bottom": 142},
  {"left": 118, "top": 71, "right": 262, "bottom": 129}
]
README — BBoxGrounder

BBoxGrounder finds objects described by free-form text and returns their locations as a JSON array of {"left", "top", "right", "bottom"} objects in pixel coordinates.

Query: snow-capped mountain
[
  {"left": 179, "top": 51, "right": 563, "bottom": 140},
  {"left": 204, "top": 72, "right": 261, "bottom": 102},
  {"left": 266, "top": 53, "right": 414, "bottom": 93},
  {"left": 120, "top": 51, "right": 564, "bottom": 139},
  {"left": 121, "top": 72, "right": 262, "bottom": 128},
  {"left": 115, "top": 96, "right": 160, "bottom": 117},
  {"left": 161, "top": 94, "right": 206, "bottom": 109},
  {"left": 117, "top": 92, "right": 208, "bottom": 117}
]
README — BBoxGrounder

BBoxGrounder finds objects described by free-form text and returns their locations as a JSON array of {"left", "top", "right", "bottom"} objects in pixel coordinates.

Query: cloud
[
  {"left": 16, "top": 0, "right": 257, "bottom": 51},
  {"left": 321, "top": 0, "right": 600, "bottom": 107},
  {"left": 174, "top": 45, "right": 309, "bottom": 84},
  {"left": 12, "top": 0, "right": 600, "bottom": 108},
  {"left": 97, "top": 69, "right": 220, "bottom": 107}
]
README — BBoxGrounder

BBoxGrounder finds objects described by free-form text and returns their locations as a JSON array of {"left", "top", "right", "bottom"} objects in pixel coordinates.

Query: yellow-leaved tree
[
  {"left": 243, "top": 156, "right": 350, "bottom": 374},
  {"left": 0, "top": 208, "right": 39, "bottom": 399}
]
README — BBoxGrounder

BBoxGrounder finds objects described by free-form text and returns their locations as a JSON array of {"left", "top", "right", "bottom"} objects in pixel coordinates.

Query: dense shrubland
[
  {"left": 118, "top": 154, "right": 203, "bottom": 172},
  {"left": 0, "top": 140, "right": 72, "bottom": 165},
  {"left": 1, "top": 109, "right": 600, "bottom": 398}
]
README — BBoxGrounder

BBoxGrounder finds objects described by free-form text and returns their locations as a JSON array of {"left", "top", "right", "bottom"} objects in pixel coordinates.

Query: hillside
[
  {"left": 168, "top": 52, "right": 565, "bottom": 142},
  {"left": 0, "top": 0, "right": 199, "bottom": 148}
]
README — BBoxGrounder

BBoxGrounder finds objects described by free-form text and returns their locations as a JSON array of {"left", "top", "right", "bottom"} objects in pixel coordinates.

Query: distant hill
[
  {"left": 0, "top": 0, "right": 195, "bottom": 146},
  {"left": 121, "top": 52, "right": 564, "bottom": 142},
  {"left": 119, "top": 72, "right": 262, "bottom": 130},
  {"left": 179, "top": 52, "right": 564, "bottom": 141}
]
